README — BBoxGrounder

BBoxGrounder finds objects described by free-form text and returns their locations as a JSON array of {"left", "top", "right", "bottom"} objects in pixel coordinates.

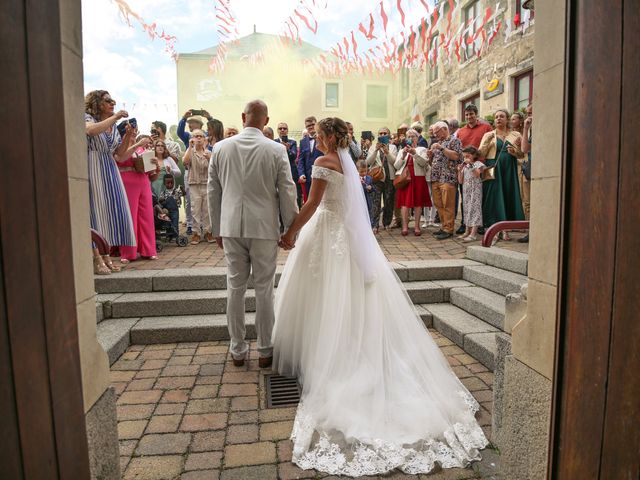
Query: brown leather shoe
[
  {"left": 258, "top": 356, "right": 273, "bottom": 368},
  {"left": 232, "top": 357, "right": 245, "bottom": 367}
]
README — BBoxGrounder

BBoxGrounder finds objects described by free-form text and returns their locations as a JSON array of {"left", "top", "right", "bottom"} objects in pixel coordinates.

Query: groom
[{"left": 208, "top": 100, "right": 299, "bottom": 367}]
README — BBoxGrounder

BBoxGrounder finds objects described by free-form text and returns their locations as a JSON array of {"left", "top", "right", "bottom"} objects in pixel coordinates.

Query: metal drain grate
[{"left": 265, "top": 374, "right": 301, "bottom": 408}]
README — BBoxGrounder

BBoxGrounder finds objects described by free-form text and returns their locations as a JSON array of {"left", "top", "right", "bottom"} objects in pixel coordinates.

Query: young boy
[
  {"left": 158, "top": 174, "right": 184, "bottom": 237},
  {"left": 356, "top": 160, "right": 375, "bottom": 228}
]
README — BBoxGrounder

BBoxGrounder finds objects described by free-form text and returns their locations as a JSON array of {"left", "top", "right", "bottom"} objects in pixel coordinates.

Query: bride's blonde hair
[{"left": 317, "top": 117, "right": 349, "bottom": 150}]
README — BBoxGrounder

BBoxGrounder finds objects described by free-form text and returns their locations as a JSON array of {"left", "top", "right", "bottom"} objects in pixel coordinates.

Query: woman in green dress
[{"left": 478, "top": 109, "right": 525, "bottom": 240}]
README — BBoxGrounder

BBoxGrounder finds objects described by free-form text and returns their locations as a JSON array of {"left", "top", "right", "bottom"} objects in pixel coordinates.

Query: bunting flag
[
  {"left": 379, "top": 1, "right": 389, "bottom": 35},
  {"left": 112, "top": 0, "right": 178, "bottom": 59},
  {"left": 351, "top": 30, "right": 359, "bottom": 59},
  {"left": 294, "top": 6, "right": 318, "bottom": 34},
  {"left": 397, "top": 0, "right": 406, "bottom": 28}
]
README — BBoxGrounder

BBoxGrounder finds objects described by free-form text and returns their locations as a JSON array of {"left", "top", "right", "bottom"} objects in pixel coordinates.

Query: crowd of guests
[{"left": 85, "top": 89, "right": 531, "bottom": 275}]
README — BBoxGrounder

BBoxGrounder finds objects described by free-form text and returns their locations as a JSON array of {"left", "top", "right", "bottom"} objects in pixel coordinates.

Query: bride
[{"left": 272, "top": 117, "right": 488, "bottom": 477}]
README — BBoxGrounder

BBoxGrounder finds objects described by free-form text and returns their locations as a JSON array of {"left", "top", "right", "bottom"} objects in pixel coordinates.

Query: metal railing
[{"left": 482, "top": 221, "right": 530, "bottom": 247}]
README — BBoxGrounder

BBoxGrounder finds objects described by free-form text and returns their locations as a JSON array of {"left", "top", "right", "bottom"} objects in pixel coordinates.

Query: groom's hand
[{"left": 215, "top": 236, "right": 223, "bottom": 249}]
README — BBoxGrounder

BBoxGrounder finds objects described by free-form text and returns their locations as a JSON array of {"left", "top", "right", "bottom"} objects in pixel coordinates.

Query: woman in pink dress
[
  {"left": 118, "top": 131, "right": 160, "bottom": 263},
  {"left": 394, "top": 129, "right": 432, "bottom": 236}
]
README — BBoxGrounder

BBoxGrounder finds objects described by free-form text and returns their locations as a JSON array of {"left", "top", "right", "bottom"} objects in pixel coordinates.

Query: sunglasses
[
  {"left": 193, "top": 134, "right": 205, "bottom": 138},
  {"left": 102, "top": 98, "right": 116, "bottom": 105},
  {"left": 278, "top": 127, "right": 288, "bottom": 130}
]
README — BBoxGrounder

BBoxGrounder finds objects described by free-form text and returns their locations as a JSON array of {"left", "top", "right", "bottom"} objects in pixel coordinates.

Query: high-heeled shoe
[
  {"left": 102, "top": 255, "right": 121, "bottom": 272},
  {"left": 401, "top": 229, "right": 409, "bottom": 236},
  {"left": 93, "top": 256, "right": 111, "bottom": 275},
  {"left": 414, "top": 229, "right": 422, "bottom": 236}
]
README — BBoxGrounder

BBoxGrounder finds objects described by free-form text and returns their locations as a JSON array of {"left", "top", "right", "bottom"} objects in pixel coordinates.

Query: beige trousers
[
  {"left": 189, "top": 183, "right": 211, "bottom": 234},
  {"left": 431, "top": 182, "right": 457, "bottom": 233}
]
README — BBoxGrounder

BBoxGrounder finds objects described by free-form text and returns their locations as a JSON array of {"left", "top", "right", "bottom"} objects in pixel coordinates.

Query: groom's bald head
[{"left": 242, "top": 100, "right": 269, "bottom": 129}]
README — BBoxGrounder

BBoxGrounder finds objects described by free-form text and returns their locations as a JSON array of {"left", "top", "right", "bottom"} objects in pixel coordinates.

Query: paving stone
[
  {"left": 226, "top": 424, "right": 259, "bottom": 444},
  {"left": 123, "top": 455, "right": 183, "bottom": 480},
  {"left": 145, "top": 343, "right": 178, "bottom": 350},
  {"left": 118, "top": 390, "right": 163, "bottom": 405},
  {"left": 146, "top": 414, "right": 181, "bottom": 433},
  {"left": 185, "top": 398, "right": 230, "bottom": 414},
  {"left": 167, "top": 356, "right": 192, "bottom": 366},
  {"left": 161, "top": 365, "right": 200, "bottom": 377},
  {"left": 461, "top": 377, "right": 489, "bottom": 392},
  {"left": 196, "top": 376, "right": 222, "bottom": 386},
  {"left": 141, "top": 359, "right": 168, "bottom": 370},
  {"left": 161, "top": 390, "right": 190, "bottom": 403},
  {"left": 278, "top": 462, "right": 317, "bottom": 479},
  {"left": 155, "top": 376, "right": 197, "bottom": 390},
  {"left": 221, "top": 371, "right": 259, "bottom": 383},
  {"left": 190, "top": 430, "right": 226, "bottom": 452},
  {"left": 181, "top": 470, "right": 220, "bottom": 480},
  {"left": 135, "top": 433, "right": 191, "bottom": 455},
  {"left": 140, "top": 349, "right": 173, "bottom": 360},
  {"left": 196, "top": 345, "right": 229, "bottom": 355},
  {"left": 193, "top": 355, "right": 227, "bottom": 365},
  {"left": 200, "top": 364, "right": 225, "bottom": 375},
  {"left": 135, "top": 369, "right": 162, "bottom": 379},
  {"left": 219, "top": 384, "right": 258, "bottom": 397},
  {"left": 111, "top": 370, "right": 137, "bottom": 383},
  {"left": 119, "top": 439, "right": 137, "bottom": 457},
  {"left": 117, "top": 404, "right": 156, "bottom": 421},
  {"left": 223, "top": 442, "right": 276, "bottom": 468},
  {"left": 184, "top": 452, "right": 223, "bottom": 471},
  {"left": 472, "top": 390, "right": 494, "bottom": 403},
  {"left": 112, "top": 359, "right": 145, "bottom": 371},
  {"left": 260, "top": 420, "right": 293, "bottom": 441},
  {"left": 155, "top": 403, "right": 186, "bottom": 415},
  {"left": 126, "top": 379, "right": 156, "bottom": 391},
  {"left": 190, "top": 385, "right": 219, "bottom": 398},
  {"left": 229, "top": 410, "right": 259, "bottom": 425},
  {"left": 180, "top": 413, "right": 227, "bottom": 431},
  {"left": 118, "top": 420, "right": 148, "bottom": 440},
  {"left": 219, "top": 465, "right": 278, "bottom": 480},
  {"left": 277, "top": 440, "right": 293, "bottom": 463}
]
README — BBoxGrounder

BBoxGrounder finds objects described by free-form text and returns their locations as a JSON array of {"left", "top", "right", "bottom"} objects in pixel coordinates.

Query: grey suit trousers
[{"left": 223, "top": 237, "right": 278, "bottom": 360}]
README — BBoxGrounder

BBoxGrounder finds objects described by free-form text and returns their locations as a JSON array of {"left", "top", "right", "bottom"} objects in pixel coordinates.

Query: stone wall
[
  {"left": 60, "top": 0, "right": 120, "bottom": 477},
  {"left": 395, "top": 0, "right": 534, "bottom": 124}
]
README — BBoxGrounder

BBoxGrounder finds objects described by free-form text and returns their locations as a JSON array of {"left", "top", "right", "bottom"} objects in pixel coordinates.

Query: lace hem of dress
[{"left": 290, "top": 392, "right": 488, "bottom": 477}]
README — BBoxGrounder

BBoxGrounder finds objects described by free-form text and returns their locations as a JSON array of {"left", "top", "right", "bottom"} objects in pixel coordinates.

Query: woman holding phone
[
  {"left": 394, "top": 129, "right": 431, "bottom": 236},
  {"left": 478, "top": 109, "right": 525, "bottom": 240}
]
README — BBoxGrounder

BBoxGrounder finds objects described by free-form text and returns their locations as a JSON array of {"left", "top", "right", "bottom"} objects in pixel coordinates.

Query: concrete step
[
  {"left": 462, "top": 265, "right": 528, "bottom": 297},
  {"left": 425, "top": 303, "right": 501, "bottom": 371},
  {"left": 113, "top": 305, "right": 435, "bottom": 346},
  {"left": 97, "top": 318, "right": 139, "bottom": 365},
  {"left": 94, "top": 260, "right": 481, "bottom": 294},
  {"left": 465, "top": 246, "right": 528, "bottom": 276},
  {"left": 106, "top": 281, "right": 463, "bottom": 320},
  {"left": 450, "top": 286, "right": 506, "bottom": 331}
]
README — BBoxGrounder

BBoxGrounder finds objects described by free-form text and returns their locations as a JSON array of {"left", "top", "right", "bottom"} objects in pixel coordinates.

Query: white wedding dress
[{"left": 272, "top": 150, "right": 488, "bottom": 477}]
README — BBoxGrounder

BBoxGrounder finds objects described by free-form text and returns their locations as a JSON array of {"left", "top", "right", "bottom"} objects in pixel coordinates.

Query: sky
[{"left": 81, "top": 0, "right": 434, "bottom": 133}]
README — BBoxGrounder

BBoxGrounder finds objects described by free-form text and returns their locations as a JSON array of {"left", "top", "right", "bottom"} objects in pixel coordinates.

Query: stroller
[{"left": 153, "top": 192, "right": 189, "bottom": 250}]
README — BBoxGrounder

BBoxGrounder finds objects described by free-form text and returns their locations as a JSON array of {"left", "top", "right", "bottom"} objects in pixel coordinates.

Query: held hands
[
  {"left": 298, "top": 175, "right": 306, "bottom": 184},
  {"left": 278, "top": 232, "right": 296, "bottom": 250}
]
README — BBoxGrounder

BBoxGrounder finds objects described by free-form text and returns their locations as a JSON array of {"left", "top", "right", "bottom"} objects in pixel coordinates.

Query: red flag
[
  {"left": 343, "top": 36, "right": 350, "bottom": 57},
  {"left": 419, "top": 0, "right": 431, "bottom": 14},
  {"left": 420, "top": 17, "right": 427, "bottom": 51},
  {"left": 408, "top": 26, "right": 416, "bottom": 62},
  {"left": 358, "top": 22, "right": 368, "bottom": 38},
  {"left": 294, "top": 8, "right": 318, "bottom": 34},
  {"left": 397, "top": 0, "right": 406, "bottom": 27},
  {"left": 367, "top": 13, "right": 377, "bottom": 39},
  {"left": 380, "top": 1, "right": 389, "bottom": 34},
  {"left": 289, "top": 16, "right": 300, "bottom": 39},
  {"left": 513, "top": 13, "right": 521, "bottom": 28},
  {"left": 488, "top": 20, "right": 502, "bottom": 44},
  {"left": 351, "top": 31, "right": 359, "bottom": 58}
]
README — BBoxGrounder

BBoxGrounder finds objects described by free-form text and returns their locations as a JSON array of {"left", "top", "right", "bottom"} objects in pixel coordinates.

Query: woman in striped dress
[{"left": 85, "top": 90, "right": 138, "bottom": 274}]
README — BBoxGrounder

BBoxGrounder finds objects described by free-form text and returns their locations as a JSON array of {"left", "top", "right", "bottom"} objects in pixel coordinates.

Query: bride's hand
[{"left": 279, "top": 232, "right": 296, "bottom": 250}]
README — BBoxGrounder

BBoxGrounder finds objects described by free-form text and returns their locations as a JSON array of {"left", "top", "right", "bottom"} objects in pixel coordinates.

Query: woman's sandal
[
  {"left": 401, "top": 229, "right": 409, "bottom": 236},
  {"left": 93, "top": 256, "right": 111, "bottom": 275},
  {"left": 102, "top": 255, "right": 122, "bottom": 272}
]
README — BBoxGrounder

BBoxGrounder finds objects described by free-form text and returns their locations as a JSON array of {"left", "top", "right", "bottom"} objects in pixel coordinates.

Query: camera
[
  {"left": 190, "top": 109, "right": 205, "bottom": 117},
  {"left": 150, "top": 128, "right": 159, "bottom": 137}
]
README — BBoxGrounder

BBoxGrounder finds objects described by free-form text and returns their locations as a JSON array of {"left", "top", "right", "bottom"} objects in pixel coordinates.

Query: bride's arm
[{"left": 281, "top": 178, "right": 328, "bottom": 247}]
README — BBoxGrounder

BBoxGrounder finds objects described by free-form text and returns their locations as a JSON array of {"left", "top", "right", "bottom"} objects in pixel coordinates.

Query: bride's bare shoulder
[{"left": 314, "top": 155, "right": 343, "bottom": 174}]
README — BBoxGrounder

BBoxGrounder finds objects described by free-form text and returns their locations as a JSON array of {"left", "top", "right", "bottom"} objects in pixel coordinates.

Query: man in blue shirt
[
  {"left": 275, "top": 122, "right": 301, "bottom": 206},
  {"left": 297, "top": 116, "right": 323, "bottom": 202}
]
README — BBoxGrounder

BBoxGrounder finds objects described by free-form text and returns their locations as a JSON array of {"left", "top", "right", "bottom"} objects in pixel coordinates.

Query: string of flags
[{"left": 112, "top": 0, "right": 178, "bottom": 60}]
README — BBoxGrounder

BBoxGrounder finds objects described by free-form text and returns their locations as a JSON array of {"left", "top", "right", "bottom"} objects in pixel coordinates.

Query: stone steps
[
  {"left": 93, "top": 260, "right": 481, "bottom": 294},
  {"left": 463, "top": 265, "right": 528, "bottom": 297},
  {"left": 465, "top": 246, "right": 528, "bottom": 276},
  {"left": 96, "top": 318, "right": 138, "bottom": 365},
  {"left": 450, "top": 286, "right": 506, "bottom": 331},
  {"left": 426, "top": 303, "right": 504, "bottom": 371}
]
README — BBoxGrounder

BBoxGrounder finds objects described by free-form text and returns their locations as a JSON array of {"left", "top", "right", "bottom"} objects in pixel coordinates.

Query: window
[
  {"left": 400, "top": 64, "right": 410, "bottom": 100},
  {"left": 325, "top": 82, "right": 339, "bottom": 108},
  {"left": 425, "top": 111, "right": 438, "bottom": 129},
  {"left": 463, "top": 1, "right": 479, "bottom": 61},
  {"left": 513, "top": 70, "right": 533, "bottom": 111},
  {"left": 515, "top": 0, "right": 535, "bottom": 21},
  {"left": 428, "top": 33, "right": 439, "bottom": 83},
  {"left": 366, "top": 85, "right": 388, "bottom": 119},
  {"left": 460, "top": 92, "right": 480, "bottom": 119}
]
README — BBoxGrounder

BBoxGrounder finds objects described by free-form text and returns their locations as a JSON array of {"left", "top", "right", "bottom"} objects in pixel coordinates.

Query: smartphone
[
  {"left": 377, "top": 135, "right": 390, "bottom": 145},
  {"left": 281, "top": 135, "right": 289, "bottom": 143},
  {"left": 361, "top": 130, "right": 374, "bottom": 141},
  {"left": 190, "top": 109, "right": 205, "bottom": 116}
]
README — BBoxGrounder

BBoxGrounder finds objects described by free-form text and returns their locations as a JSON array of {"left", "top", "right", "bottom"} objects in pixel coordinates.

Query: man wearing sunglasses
[{"left": 275, "top": 123, "right": 301, "bottom": 206}]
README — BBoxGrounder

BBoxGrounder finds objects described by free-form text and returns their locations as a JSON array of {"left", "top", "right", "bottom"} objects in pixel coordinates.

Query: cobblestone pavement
[
  {"left": 112, "top": 331, "right": 498, "bottom": 480},
  {"left": 124, "top": 223, "right": 528, "bottom": 271}
]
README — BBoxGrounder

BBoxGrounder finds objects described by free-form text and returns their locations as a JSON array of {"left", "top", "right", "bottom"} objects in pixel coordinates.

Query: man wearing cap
[{"left": 178, "top": 110, "right": 212, "bottom": 235}]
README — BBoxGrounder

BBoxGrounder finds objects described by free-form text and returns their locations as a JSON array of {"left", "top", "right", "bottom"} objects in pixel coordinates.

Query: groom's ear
[
  {"left": 265, "top": 116, "right": 270, "bottom": 127},
  {"left": 241, "top": 112, "right": 246, "bottom": 126}
]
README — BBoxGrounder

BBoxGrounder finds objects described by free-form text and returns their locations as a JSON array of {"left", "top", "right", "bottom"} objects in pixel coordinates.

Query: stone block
[
  {"left": 185, "top": 452, "right": 223, "bottom": 471},
  {"left": 223, "top": 442, "right": 276, "bottom": 468},
  {"left": 431, "top": 279, "right": 474, "bottom": 301},
  {"left": 450, "top": 287, "right": 505, "bottom": 330},
  {"left": 123, "top": 455, "right": 183, "bottom": 480},
  {"left": 463, "top": 332, "right": 509, "bottom": 372},
  {"left": 130, "top": 314, "right": 254, "bottom": 344},
  {"left": 463, "top": 265, "right": 528, "bottom": 297},
  {"left": 492, "top": 334, "right": 512, "bottom": 436},
  {"left": 86, "top": 388, "right": 120, "bottom": 480},
  {"left": 96, "top": 301, "right": 104, "bottom": 324},
  {"left": 153, "top": 267, "right": 226, "bottom": 291},
  {"left": 96, "top": 318, "right": 139, "bottom": 365},
  {"left": 94, "top": 270, "right": 157, "bottom": 294},
  {"left": 404, "top": 281, "right": 445, "bottom": 304},
  {"left": 428, "top": 303, "right": 498, "bottom": 348},
  {"left": 191, "top": 430, "right": 226, "bottom": 452},
  {"left": 465, "top": 246, "right": 528, "bottom": 276},
  {"left": 414, "top": 305, "right": 433, "bottom": 327},
  {"left": 135, "top": 433, "right": 191, "bottom": 455},
  {"left": 401, "top": 259, "right": 481, "bottom": 281},
  {"left": 111, "top": 290, "right": 256, "bottom": 318},
  {"left": 220, "top": 465, "right": 278, "bottom": 480},
  {"left": 494, "top": 355, "right": 552, "bottom": 480}
]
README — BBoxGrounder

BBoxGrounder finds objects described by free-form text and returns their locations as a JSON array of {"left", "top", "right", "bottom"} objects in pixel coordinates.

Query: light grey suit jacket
[{"left": 208, "top": 127, "right": 299, "bottom": 240}]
